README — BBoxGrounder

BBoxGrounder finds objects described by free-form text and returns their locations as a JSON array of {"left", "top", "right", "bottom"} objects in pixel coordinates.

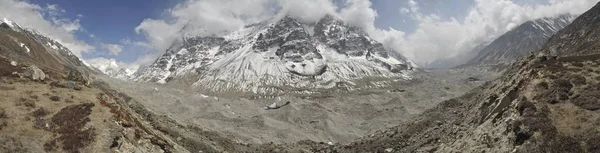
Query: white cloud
[
  {"left": 133, "top": 0, "right": 600, "bottom": 67},
  {"left": 408, "top": 0, "right": 419, "bottom": 12},
  {"left": 0, "top": 0, "right": 93, "bottom": 57},
  {"left": 395, "top": 0, "right": 600, "bottom": 64},
  {"left": 339, "top": 0, "right": 377, "bottom": 31},
  {"left": 277, "top": 0, "right": 337, "bottom": 23},
  {"left": 135, "top": 0, "right": 342, "bottom": 53},
  {"left": 135, "top": 19, "right": 180, "bottom": 53},
  {"left": 120, "top": 38, "right": 133, "bottom": 45},
  {"left": 101, "top": 43, "right": 123, "bottom": 55},
  {"left": 51, "top": 18, "right": 82, "bottom": 33},
  {"left": 135, "top": 0, "right": 274, "bottom": 52}
]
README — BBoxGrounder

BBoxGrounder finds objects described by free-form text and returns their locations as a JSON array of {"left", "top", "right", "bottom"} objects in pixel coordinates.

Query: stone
[
  {"left": 23, "top": 65, "right": 45, "bottom": 81},
  {"left": 67, "top": 69, "right": 91, "bottom": 87},
  {"left": 51, "top": 81, "right": 83, "bottom": 90},
  {"left": 466, "top": 77, "right": 480, "bottom": 82}
]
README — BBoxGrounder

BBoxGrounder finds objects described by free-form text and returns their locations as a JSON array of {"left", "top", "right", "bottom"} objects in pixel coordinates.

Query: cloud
[
  {"left": 339, "top": 0, "right": 377, "bottom": 31},
  {"left": 135, "top": 19, "right": 180, "bottom": 53},
  {"left": 0, "top": 0, "right": 93, "bottom": 57},
  {"left": 277, "top": 0, "right": 337, "bottom": 23},
  {"left": 135, "top": 0, "right": 343, "bottom": 53},
  {"left": 101, "top": 43, "right": 123, "bottom": 55},
  {"left": 50, "top": 18, "right": 82, "bottom": 33},
  {"left": 133, "top": 0, "right": 600, "bottom": 67},
  {"left": 135, "top": 0, "right": 274, "bottom": 52},
  {"left": 395, "top": 0, "right": 600, "bottom": 64}
]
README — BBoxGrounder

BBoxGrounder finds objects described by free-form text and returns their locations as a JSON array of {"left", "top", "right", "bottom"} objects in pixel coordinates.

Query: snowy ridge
[
  {"left": 467, "top": 15, "right": 575, "bottom": 65},
  {"left": 530, "top": 15, "right": 575, "bottom": 37},
  {"left": 1, "top": 18, "right": 22, "bottom": 31},
  {"left": 133, "top": 15, "right": 415, "bottom": 95}
]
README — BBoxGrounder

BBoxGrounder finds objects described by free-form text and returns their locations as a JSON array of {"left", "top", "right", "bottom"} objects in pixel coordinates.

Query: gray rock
[{"left": 23, "top": 65, "right": 45, "bottom": 81}]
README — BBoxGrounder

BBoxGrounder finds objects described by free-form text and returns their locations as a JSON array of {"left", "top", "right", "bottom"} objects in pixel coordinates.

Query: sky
[{"left": 1, "top": 0, "right": 599, "bottom": 71}]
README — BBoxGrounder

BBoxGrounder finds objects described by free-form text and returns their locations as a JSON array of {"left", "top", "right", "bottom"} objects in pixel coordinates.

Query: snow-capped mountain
[
  {"left": 132, "top": 15, "right": 416, "bottom": 95},
  {"left": 1, "top": 18, "right": 92, "bottom": 74},
  {"left": 87, "top": 59, "right": 136, "bottom": 80},
  {"left": 466, "top": 15, "right": 575, "bottom": 65}
]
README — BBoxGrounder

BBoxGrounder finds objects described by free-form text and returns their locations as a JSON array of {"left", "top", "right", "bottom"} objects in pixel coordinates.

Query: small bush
[
  {"left": 0, "top": 86, "right": 15, "bottom": 90},
  {"left": 17, "top": 98, "right": 36, "bottom": 108},
  {"left": 568, "top": 74, "right": 587, "bottom": 86},
  {"left": 571, "top": 84, "right": 600, "bottom": 110},
  {"left": 554, "top": 79, "right": 573, "bottom": 101},
  {"left": 49, "top": 96, "right": 60, "bottom": 102},
  {"left": 0, "top": 109, "right": 7, "bottom": 130},
  {"left": 47, "top": 103, "right": 96, "bottom": 153},
  {"left": 31, "top": 108, "right": 50, "bottom": 118},
  {"left": 571, "top": 62, "right": 584, "bottom": 67}
]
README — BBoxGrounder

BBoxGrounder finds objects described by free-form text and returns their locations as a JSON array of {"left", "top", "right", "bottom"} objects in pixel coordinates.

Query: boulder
[
  {"left": 466, "top": 77, "right": 480, "bottom": 82},
  {"left": 389, "top": 88, "right": 406, "bottom": 92},
  {"left": 23, "top": 65, "right": 45, "bottom": 81},
  {"left": 67, "top": 69, "right": 91, "bottom": 87},
  {"left": 51, "top": 81, "right": 83, "bottom": 90}
]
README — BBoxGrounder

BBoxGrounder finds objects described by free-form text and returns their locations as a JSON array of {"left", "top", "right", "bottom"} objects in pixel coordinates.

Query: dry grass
[{"left": 44, "top": 103, "right": 96, "bottom": 153}]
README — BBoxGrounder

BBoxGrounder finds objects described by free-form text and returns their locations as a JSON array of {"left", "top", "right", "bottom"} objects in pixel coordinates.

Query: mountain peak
[{"left": 132, "top": 14, "right": 415, "bottom": 96}]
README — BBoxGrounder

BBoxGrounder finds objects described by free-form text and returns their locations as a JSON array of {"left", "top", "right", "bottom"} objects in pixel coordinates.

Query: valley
[
  {"left": 96, "top": 68, "right": 494, "bottom": 145},
  {"left": 2, "top": 1, "right": 600, "bottom": 153}
]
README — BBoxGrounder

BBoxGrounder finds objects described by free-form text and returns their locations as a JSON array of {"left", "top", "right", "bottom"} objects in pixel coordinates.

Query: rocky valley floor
[{"left": 93, "top": 68, "right": 498, "bottom": 152}]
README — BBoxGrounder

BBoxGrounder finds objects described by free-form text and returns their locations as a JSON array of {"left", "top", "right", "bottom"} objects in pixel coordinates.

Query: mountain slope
[
  {"left": 0, "top": 18, "right": 192, "bottom": 153},
  {"left": 542, "top": 2, "right": 600, "bottom": 56},
  {"left": 0, "top": 18, "right": 93, "bottom": 78},
  {"left": 467, "top": 15, "right": 574, "bottom": 65},
  {"left": 133, "top": 15, "right": 416, "bottom": 95}
]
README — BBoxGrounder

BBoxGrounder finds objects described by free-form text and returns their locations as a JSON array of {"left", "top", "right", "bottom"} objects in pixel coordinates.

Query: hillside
[{"left": 467, "top": 15, "right": 574, "bottom": 65}]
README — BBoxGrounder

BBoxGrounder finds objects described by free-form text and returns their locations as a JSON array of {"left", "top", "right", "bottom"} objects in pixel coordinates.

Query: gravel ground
[{"left": 95, "top": 68, "right": 499, "bottom": 145}]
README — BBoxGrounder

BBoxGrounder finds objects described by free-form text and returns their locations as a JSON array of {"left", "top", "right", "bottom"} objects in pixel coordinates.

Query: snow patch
[
  {"left": 47, "top": 42, "right": 59, "bottom": 50},
  {"left": 18, "top": 43, "right": 30, "bottom": 53},
  {"left": 1, "top": 18, "right": 15, "bottom": 29}
]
